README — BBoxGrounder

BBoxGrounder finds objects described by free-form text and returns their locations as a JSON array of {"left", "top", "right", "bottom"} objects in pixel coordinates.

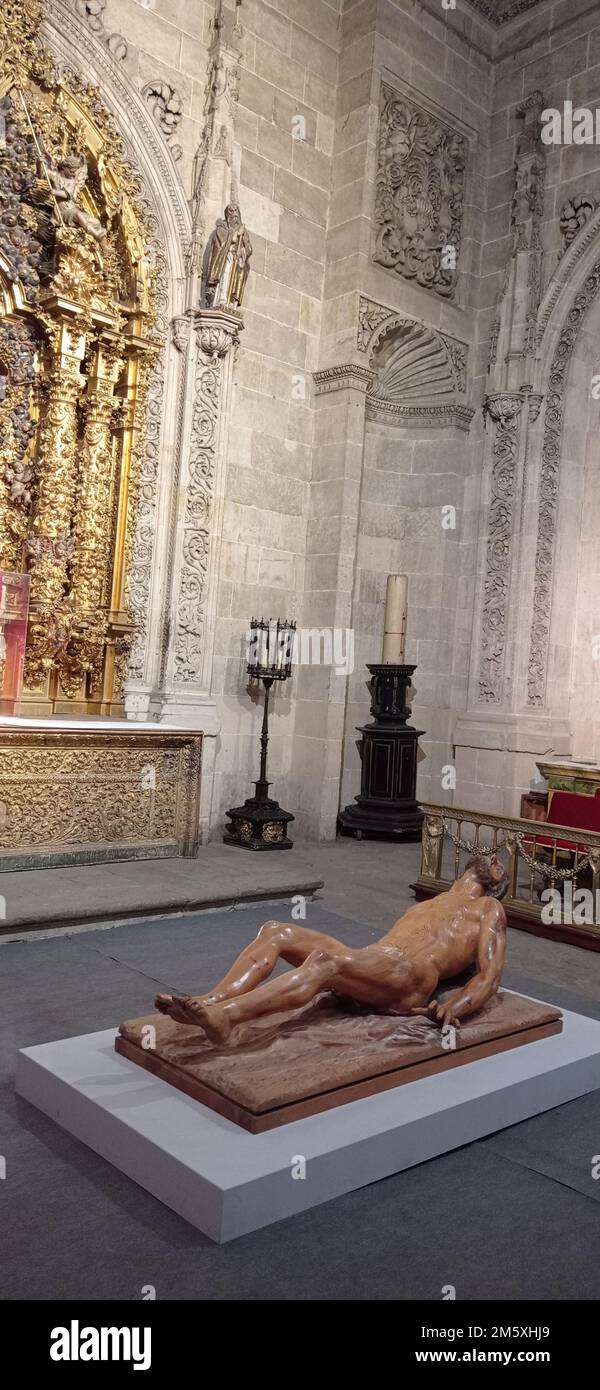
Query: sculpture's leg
[
  {"left": 179, "top": 946, "right": 340, "bottom": 1042},
  {"left": 174, "top": 940, "right": 429, "bottom": 1042},
  {"left": 155, "top": 921, "right": 343, "bottom": 1019}
]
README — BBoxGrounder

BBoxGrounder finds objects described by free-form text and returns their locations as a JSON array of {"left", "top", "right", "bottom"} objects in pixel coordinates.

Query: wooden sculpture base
[{"left": 116, "top": 990, "right": 562, "bottom": 1133}]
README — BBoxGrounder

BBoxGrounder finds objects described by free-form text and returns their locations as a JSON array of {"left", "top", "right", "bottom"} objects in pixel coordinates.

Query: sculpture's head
[
  {"left": 224, "top": 203, "right": 241, "bottom": 227},
  {"left": 463, "top": 854, "right": 508, "bottom": 900},
  {"left": 59, "top": 153, "right": 85, "bottom": 175}
]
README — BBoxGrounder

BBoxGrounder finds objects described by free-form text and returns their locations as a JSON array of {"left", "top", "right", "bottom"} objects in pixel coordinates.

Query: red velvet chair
[{"left": 523, "top": 788, "right": 600, "bottom": 856}]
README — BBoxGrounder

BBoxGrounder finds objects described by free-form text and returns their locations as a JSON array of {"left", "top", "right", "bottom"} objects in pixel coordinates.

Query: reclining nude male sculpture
[{"left": 156, "top": 856, "right": 508, "bottom": 1046}]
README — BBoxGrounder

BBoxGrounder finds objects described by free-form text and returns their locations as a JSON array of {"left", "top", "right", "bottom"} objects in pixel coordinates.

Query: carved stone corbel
[{"left": 171, "top": 315, "right": 190, "bottom": 353}]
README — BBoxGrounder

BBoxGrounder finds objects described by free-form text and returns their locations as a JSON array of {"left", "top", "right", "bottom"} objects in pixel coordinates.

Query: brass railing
[{"left": 415, "top": 802, "right": 600, "bottom": 933}]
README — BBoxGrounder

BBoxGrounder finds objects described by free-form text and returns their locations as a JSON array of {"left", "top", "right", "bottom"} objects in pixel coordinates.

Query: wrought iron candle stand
[
  {"left": 224, "top": 617, "right": 296, "bottom": 850},
  {"left": 338, "top": 663, "right": 424, "bottom": 840}
]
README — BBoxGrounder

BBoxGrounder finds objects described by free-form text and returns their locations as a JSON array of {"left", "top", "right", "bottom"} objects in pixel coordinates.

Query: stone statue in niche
[
  {"left": 373, "top": 84, "right": 467, "bottom": 299},
  {"left": 41, "top": 152, "right": 107, "bottom": 242},
  {"left": 202, "top": 203, "right": 252, "bottom": 309},
  {"left": 156, "top": 856, "right": 508, "bottom": 1043}
]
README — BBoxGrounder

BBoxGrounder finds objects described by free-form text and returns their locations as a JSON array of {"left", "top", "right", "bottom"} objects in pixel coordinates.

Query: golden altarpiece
[{"left": 0, "top": 1, "right": 201, "bottom": 868}]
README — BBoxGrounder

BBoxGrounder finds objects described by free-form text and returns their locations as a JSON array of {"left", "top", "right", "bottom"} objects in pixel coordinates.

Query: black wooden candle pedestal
[
  {"left": 224, "top": 614, "right": 296, "bottom": 851},
  {"left": 224, "top": 675, "right": 294, "bottom": 850},
  {"left": 337, "top": 663, "right": 424, "bottom": 840}
]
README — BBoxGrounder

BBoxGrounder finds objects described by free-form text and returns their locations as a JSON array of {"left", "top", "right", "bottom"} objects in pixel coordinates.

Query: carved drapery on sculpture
[
  {"left": 479, "top": 393, "right": 524, "bottom": 704},
  {"left": 0, "top": 0, "right": 159, "bottom": 715},
  {"left": 373, "top": 84, "right": 467, "bottom": 300},
  {"left": 201, "top": 204, "right": 252, "bottom": 309}
]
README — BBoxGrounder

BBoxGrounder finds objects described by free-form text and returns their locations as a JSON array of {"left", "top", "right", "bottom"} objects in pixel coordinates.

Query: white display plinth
[{"left": 15, "top": 1001, "right": 600, "bottom": 1243}]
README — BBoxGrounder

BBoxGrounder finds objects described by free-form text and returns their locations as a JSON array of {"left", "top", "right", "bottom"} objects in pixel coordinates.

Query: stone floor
[
  {"left": 3, "top": 836, "right": 600, "bottom": 1006},
  {"left": 3, "top": 899, "right": 600, "bottom": 1300},
  {"left": 4, "top": 840, "right": 600, "bottom": 1300}
]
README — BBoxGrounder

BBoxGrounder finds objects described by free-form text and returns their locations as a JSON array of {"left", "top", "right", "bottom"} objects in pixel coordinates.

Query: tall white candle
[{"left": 382, "top": 574, "right": 408, "bottom": 664}]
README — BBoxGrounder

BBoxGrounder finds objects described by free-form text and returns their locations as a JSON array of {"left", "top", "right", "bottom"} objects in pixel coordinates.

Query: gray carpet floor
[{"left": 2, "top": 905, "right": 600, "bottom": 1301}]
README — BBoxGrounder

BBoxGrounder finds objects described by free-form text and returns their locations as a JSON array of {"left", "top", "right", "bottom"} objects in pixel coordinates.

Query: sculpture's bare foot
[
  {"left": 191, "top": 1001, "right": 232, "bottom": 1043},
  {"left": 155, "top": 992, "right": 231, "bottom": 1042},
  {"left": 155, "top": 993, "right": 201, "bottom": 1026}
]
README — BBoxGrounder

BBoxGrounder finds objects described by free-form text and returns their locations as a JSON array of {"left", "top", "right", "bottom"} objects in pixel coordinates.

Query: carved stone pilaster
[
  {"left": 478, "top": 392, "right": 524, "bottom": 705},
  {"left": 170, "top": 307, "right": 242, "bottom": 689}
]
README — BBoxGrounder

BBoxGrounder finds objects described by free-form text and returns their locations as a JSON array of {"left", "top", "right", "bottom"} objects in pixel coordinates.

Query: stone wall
[
  {"left": 455, "top": 0, "right": 600, "bottom": 816},
  {"left": 47, "top": 0, "right": 600, "bottom": 838}
]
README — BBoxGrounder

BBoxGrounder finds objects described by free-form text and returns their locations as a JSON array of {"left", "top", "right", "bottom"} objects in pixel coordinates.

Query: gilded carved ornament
[{"left": 0, "top": 0, "right": 160, "bottom": 715}]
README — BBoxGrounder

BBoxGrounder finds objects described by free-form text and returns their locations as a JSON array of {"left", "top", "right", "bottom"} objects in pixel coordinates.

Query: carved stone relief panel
[{"left": 373, "top": 84, "right": 467, "bottom": 300}]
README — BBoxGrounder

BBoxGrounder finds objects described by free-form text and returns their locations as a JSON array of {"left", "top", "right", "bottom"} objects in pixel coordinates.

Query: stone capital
[
  {"left": 194, "top": 307, "right": 243, "bottom": 358},
  {"left": 483, "top": 391, "right": 525, "bottom": 426}
]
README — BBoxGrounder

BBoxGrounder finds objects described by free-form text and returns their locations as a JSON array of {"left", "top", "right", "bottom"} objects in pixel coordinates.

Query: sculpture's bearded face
[{"left": 465, "top": 854, "right": 508, "bottom": 900}]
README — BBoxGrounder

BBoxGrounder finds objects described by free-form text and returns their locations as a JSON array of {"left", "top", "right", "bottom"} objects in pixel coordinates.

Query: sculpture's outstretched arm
[
  {"left": 422, "top": 901, "right": 507, "bottom": 1028},
  {"left": 443, "top": 902, "right": 506, "bottom": 1026}
]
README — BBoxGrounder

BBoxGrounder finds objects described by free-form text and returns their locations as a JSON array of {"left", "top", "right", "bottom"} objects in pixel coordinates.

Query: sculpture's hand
[
  {"left": 410, "top": 1001, "right": 438, "bottom": 1020},
  {"left": 410, "top": 998, "right": 462, "bottom": 1028},
  {"left": 436, "top": 995, "right": 463, "bottom": 1029}
]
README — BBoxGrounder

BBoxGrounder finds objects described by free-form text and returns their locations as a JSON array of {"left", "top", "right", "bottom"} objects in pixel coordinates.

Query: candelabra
[
  {"left": 338, "top": 575, "right": 424, "bottom": 840},
  {"left": 224, "top": 617, "right": 296, "bottom": 850}
]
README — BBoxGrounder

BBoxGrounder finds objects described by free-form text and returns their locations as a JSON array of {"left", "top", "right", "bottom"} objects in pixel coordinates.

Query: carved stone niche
[
  {"left": 373, "top": 84, "right": 468, "bottom": 301},
  {"left": 366, "top": 315, "right": 474, "bottom": 431}
]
